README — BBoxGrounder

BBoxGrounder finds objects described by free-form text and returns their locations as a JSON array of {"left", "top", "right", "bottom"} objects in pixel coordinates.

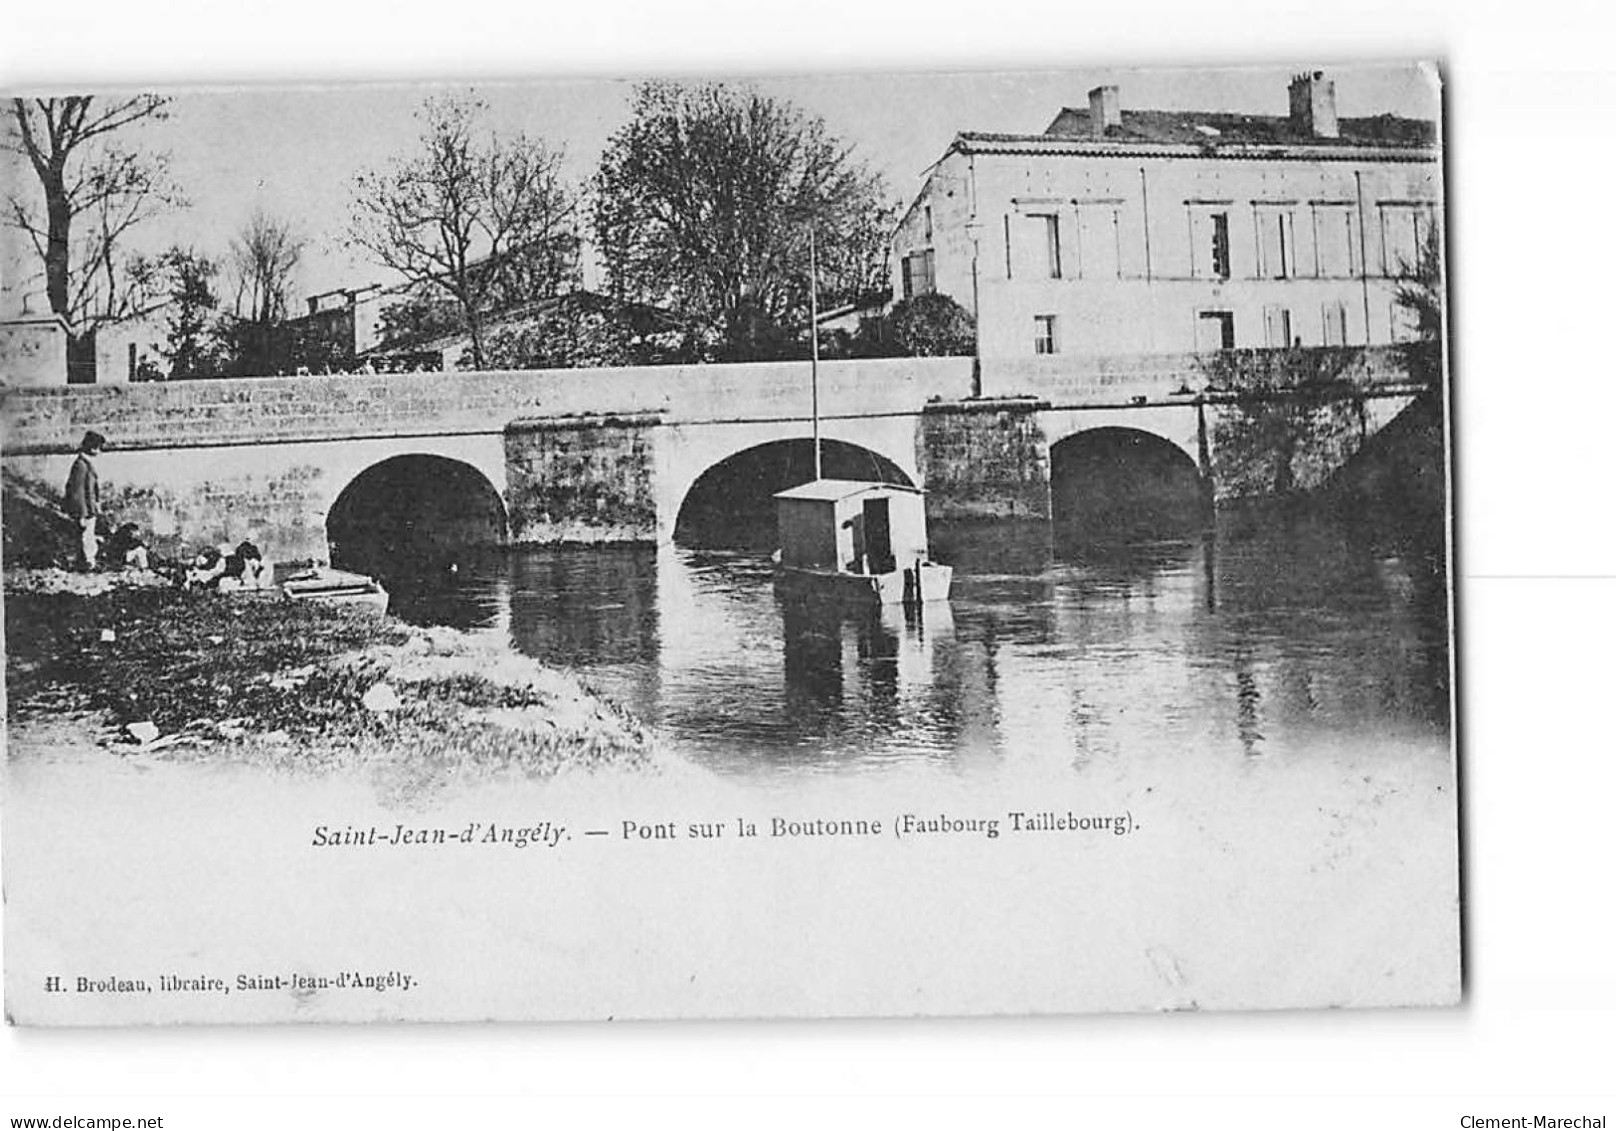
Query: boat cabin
[{"left": 774, "top": 479, "right": 931, "bottom": 576}]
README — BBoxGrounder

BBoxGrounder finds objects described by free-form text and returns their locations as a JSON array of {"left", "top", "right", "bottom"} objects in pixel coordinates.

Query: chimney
[
  {"left": 1288, "top": 71, "right": 1339, "bottom": 139},
  {"left": 1088, "top": 85, "right": 1121, "bottom": 138}
]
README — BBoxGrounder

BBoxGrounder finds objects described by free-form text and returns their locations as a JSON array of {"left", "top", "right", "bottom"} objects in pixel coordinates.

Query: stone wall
[
  {"left": 1, "top": 434, "right": 506, "bottom": 567},
  {"left": 505, "top": 415, "right": 661, "bottom": 543},
  {"left": 919, "top": 398, "right": 1052, "bottom": 521}
]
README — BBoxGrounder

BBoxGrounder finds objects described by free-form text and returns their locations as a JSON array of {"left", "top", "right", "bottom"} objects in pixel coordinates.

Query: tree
[
  {"left": 593, "top": 81, "right": 891, "bottom": 362},
  {"left": 478, "top": 292, "right": 684, "bottom": 370},
  {"left": 5, "top": 96, "right": 178, "bottom": 336},
  {"left": 1392, "top": 221, "right": 1444, "bottom": 340},
  {"left": 156, "top": 247, "right": 227, "bottom": 380},
  {"left": 887, "top": 293, "right": 975, "bottom": 357},
  {"left": 1392, "top": 221, "right": 1445, "bottom": 386},
  {"left": 374, "top": 290, "right": 465, "bottom": 351},
  {"left": 229, "top": 208, "right": 304, "bottom": 325},
  {"left": 219, "top": 208, "right": 305, "bottom": 376},
  {"left": 347, "top": 96, "right": 576, "bottom": 371}
]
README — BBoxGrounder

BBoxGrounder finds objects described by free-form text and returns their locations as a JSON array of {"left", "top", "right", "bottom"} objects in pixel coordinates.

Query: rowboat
[{"left": 280, "top": 567, "right": 390, "bottom": 614}]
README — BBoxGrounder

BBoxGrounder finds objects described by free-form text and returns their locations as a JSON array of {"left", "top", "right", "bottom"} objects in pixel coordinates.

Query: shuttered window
[
  {"left": 1189, "top": 208, "right": 1232, "bottom": 279},
  {"left": 901, "top": 250, "right": 936, "bottom": 299},
  {"left": 1264, "top": 305, "right": 1294, "bottom": 348},
  {"left": 1255, "top": 207, "right": 1296, "bottom": 279},
  {"left": 1077, "top": 206, "right": 1121, "bottom": 279},
  {"left": 1380, "top": 204, "right": 1435, "bottom": 277},
  {"left": 1321, "top": 301, "right": 1349, "bottom": 346},
  {"left": 1196, "top": 310, "right": 1236, "bottom": 351},
  {"left": 1007, "top": 213, "right": 1064, "bottom": 280},
  {"left": 1313, "top": 205, "right": 1359, "bottom": 277}
]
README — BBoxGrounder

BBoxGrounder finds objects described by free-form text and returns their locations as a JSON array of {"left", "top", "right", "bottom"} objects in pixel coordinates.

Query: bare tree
[
  {"left": 229, "top": 207, "right": 304, "bottom": 324},
  {"left": 347, "top": 96, "right": 576, "bottom": 370},
  {"left": 5, "top": 96, "right": 179, "bottom": 334}
]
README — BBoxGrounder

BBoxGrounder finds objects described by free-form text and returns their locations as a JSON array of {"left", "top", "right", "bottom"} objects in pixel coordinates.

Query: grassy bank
[{"left": 4, "top": 575, "right": 658, "bottom": 795}]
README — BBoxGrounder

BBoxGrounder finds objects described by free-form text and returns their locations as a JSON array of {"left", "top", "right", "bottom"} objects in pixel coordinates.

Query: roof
[
  {"left": 1046, "top": 107, "right": 1434, "bottom": 148},
  {"left": 775, "top": 478, "right": 922, "bottom": 503},
  {"left": 945, "top": 109, "right": 1437, "bottom": 163}
]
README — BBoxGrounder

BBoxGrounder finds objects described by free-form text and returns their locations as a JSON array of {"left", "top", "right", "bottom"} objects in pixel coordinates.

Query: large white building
[{"left": 889, "top": 72, "right": 1441, "bottom": 363}]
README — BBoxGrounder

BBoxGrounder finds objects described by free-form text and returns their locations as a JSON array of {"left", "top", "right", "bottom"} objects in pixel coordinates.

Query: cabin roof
[{"left": 773, "top": 478, "right": 922, "bottom": 503}]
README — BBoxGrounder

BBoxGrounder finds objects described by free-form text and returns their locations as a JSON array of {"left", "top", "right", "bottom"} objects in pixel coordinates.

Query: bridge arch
[
  {"left": 1048, "top": 426, "right": 1208, "bottom": 541},
  {"left": 326, "top": 453, "right": 508, "bottom": 576},
  {"left": 673, "top": 437, "right": 914, "bottom": 549}
]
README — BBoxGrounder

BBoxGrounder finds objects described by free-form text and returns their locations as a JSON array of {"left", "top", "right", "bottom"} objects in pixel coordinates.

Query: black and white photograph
[
  {"left": 8, "top": 0, "right": 1616, "bottom": 1122},
  {"left": 0, "top": 59, "right": 1458, "bottom": 1028}
]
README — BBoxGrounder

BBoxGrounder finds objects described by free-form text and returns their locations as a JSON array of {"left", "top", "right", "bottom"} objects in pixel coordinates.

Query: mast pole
[{"left": 810, "top": 223, "right": 822, "bottom": 481}]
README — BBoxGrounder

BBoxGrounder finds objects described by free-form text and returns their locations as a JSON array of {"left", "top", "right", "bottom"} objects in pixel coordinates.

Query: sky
[{"left": 3, "top": 62, "right": 1439, "bottom": 312}]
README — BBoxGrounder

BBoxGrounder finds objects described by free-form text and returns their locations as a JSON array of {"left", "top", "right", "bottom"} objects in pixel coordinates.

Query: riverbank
[{"left": 3, "top": 570, "right": 660, "bottom": 798}]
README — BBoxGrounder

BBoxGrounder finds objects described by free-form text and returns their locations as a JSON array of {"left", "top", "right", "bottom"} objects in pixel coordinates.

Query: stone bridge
[{"left": 1, "top": 348, "right": 1428, "bottom": 563}]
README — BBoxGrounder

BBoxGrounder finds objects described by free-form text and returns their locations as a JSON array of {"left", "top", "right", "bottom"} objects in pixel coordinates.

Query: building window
[
  {"left": 1017, "top": 213, "right": 1062, "bottom": 279},
  {"left": 1380, "top": 203, "right": 1435, "bottom": 277},
  {"left": 1390, "top": 301, "right": 1422, "bottom": 343},
  {"left": 1042, "top": 215, "right": 1062, "bottom": 279},
  {"left": 1033, "top": 314, "right": 1059, "bottom": 355},
  {"left": 901, "top": 249, "right": 935, "bottom": 299},
  {"left": 923, "top": 205, "right": 934, "bottom": 242},
  {"left": 1212, "top": 214, "right": 1231, "bottom": 279},
  {"left": 1264, "top": 305, "right": 1294, "bottom": 347},
  {"left": 1190, "top": 208, "right": 1232, "bottom": 280},
  {"left": 1077, "top": 206, "right": 1121, "bottom": 278},
  {"left": 1312, "top": 205, "right": 1359, "bottom": 277},
  {"left": 1196, "top": 310, "right": 1236, "bottom": 351},
  {"left": 1321, "top": 301, "right": 1349, "bottom": 346},
  {"left": 1255, "top": 207, "right": 1296, "bottom": 279}
]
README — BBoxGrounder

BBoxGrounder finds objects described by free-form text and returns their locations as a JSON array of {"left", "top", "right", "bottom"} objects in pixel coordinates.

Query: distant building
[
  {"left": 0, "top": 314, "right": 72, "bottom": 387},
  {"left": 91, "top": 304, "right": 170, "bottom": 383},
  {"left": 363, "top": 289, "right": 685, "bottom": 372},
  {"left": 0, "top": 277, "right": 169, "bottom": 385},
  {"left": 303, "top": 284, "right": 386, "bottom": 354},
  {"left": 307, "top": 227, "right": 590, "bottom": 372},
  {"left": 889, "top": 71, "right": 1441, "bottom": 362},
  {"left": 245, "top": 285, "right": 389, "bottom": 374}
]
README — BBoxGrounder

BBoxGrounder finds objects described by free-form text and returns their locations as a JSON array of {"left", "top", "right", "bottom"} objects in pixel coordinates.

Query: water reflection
[
  {"left": 386, "top": 500, "right": 1450, "bottom": 777},
  {"left": 385, "top": 548, "right": 507, "bottom": 631},
  {"left": 506, "top": 549, "right": 658, "bottom": 668}
]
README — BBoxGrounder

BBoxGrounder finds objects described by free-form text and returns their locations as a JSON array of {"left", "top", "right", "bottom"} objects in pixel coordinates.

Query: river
[{"left": 380, "top": 499, "right": 1451, "bottom": 779}]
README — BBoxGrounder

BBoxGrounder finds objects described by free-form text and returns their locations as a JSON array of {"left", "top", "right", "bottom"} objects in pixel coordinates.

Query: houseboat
[{"left": 773, "top": 479, "right": 952, "bottom": 607}]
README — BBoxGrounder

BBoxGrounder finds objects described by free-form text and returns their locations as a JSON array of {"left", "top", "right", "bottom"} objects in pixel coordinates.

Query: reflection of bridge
[{"left": 1, "top": 348, "right": 1428, "bottom": 562}]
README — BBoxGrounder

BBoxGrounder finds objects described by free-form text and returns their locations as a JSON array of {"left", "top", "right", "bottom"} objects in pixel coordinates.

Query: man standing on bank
[{"left": 64, "top": 430, "right": 106, "bottom": 571}]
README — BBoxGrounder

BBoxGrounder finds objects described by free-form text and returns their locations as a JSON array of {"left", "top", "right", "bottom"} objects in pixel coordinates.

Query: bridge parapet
[
  {"left": 984, "top": 344, "right": 1425, "bottom": 406},
  {"left": 1, "top": 357, "right": 974, "bottom": 456},
  {"left": 665, "top": 357, "right": 972, "bottom": 422},
  {"left": 1, "top": 348, "right": 1424, "bottom": 458}
]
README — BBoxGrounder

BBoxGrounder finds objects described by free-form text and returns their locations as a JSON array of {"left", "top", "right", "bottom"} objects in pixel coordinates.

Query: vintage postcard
[{"left": 0, "top": 61, "right": 1456, "bottom": 1025}]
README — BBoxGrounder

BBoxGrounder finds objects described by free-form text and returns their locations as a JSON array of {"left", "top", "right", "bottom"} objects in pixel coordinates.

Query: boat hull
[
  {"left": 280, "top": 568, "right": 390, "bottom": 614},
  {"left": 776, "top": 562, "right": 952, "bottom": 607}
]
